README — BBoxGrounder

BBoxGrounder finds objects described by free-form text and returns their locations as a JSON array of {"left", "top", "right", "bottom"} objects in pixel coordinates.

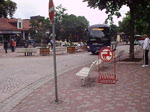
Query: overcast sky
[{"left": 12, "top": 0, "right": 129, "bottom": 26}]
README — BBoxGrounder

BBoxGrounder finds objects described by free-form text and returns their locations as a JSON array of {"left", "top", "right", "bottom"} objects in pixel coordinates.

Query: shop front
[{"left": 0, "top": 31, "right": 21, "bottom": 43}]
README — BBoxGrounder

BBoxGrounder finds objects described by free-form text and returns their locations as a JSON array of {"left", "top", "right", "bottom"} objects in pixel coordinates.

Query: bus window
[{"left": 90, "top": 30, "right": 104, "bottom": 38}]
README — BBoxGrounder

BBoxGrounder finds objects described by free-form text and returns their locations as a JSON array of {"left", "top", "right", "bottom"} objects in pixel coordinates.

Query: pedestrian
[
  {"left": 141, "top": 34, "right": 150, "bottom": 67},
  {"left": 28, "top": 44, "right": 33, "bottom": 56},
  {"left": 3, "top": 39, "right": 8, "bottom": 53},
  {"left": 10, "top": 39, "right": 16, "bottom": 52},
  {"left": 50, "top": 38, "right": 54, "bottom": 50},
  {"left": 24, "top": 42, "right": 28, "bottom": 56},
  {"left": 30, "top": 39, "right": 34, "bottom": 47}
]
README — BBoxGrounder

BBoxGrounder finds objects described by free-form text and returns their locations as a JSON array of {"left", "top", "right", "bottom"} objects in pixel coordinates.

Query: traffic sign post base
[{"left": 97, "top": 73, "right": 117, "bottom": 84}]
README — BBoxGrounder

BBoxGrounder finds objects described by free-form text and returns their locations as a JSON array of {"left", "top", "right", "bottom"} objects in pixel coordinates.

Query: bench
[
  {"left": 114, "top": 50, "right": 124, "bottom": 61},
  {"left": 96, "top": 59, "right": 104, "bottom": 70},
  {"left": 75, "top": 45, "right": 87, "bottom": 52},
  {"left": 75, "top": 46, "right": 83, "bottom": 51},
  {"left": 16, "top": 48, "right": 37, "bottom": 56},
  {"left": 76, "top": 60, "right": 97, "bottom": 86},
  {"left": 53, "top": 47, "right": 67, "bottom": 54}
]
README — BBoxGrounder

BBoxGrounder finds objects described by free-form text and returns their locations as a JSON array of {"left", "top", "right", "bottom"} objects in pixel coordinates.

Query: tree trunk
[{"left": 129, "top": 3, "right": 135, "bottom": 60}]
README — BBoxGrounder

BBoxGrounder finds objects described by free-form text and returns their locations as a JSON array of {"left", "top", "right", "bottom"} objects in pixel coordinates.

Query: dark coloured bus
[{"left": 84, "top": 24, "right": 117, "bottom": 54}]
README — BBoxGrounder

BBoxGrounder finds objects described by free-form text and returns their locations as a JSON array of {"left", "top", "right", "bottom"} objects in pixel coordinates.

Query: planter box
[
  {"left": 39, "top": 48, "right": 50, "bottom": 55},
  {"left": 67, "top": 47, "right": 76, "bottom": 53}
]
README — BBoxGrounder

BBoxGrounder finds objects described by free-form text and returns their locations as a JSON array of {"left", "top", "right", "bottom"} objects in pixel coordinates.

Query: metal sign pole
[{"left": 52, "top": 21, "right": 58, "bottom": 102}]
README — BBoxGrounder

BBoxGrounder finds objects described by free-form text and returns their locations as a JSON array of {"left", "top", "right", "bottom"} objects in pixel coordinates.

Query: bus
[{"left": 84, "top": 24, "right": 117, "bottom": 54}]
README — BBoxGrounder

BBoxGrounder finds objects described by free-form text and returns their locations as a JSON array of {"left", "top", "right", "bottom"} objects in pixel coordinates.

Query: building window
[
  {"left": 17, "top": 20, "right": 22, "bottom": 29},
  {"left": 19, "top": 22, "right": 22, "bottom": 28}
]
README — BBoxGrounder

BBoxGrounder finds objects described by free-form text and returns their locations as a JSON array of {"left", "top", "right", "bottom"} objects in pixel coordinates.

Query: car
[{"left": 134, "top": 35, "right": 149, "bottom": 45}]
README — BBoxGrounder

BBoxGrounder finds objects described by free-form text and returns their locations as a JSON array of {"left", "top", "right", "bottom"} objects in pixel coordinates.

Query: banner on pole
[{"left": 49, "top": 0, "right": 54, "bottom": 21}]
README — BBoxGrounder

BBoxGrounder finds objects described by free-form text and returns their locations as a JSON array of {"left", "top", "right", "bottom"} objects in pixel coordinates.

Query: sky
[{"left": 12, "top": 0, "right": 129, "bottom": 26}]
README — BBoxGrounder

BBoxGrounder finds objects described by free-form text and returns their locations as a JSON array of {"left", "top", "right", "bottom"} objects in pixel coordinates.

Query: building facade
[{"left": 0, "top": 18, "right": 31, "bottom": 44}]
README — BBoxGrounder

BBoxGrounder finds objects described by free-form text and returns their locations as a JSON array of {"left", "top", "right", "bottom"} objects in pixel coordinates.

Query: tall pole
[
  {"left": 49, "top": 0, "right": 58, "bottom": 102},
  {"left": 52, "top": 21, "right": 58, "bottom": 102}
]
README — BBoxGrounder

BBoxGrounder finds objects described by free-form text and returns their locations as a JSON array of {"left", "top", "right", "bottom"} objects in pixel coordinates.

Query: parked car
[{"left": 134, "top": 35, "right": 150, "bottom": 45}]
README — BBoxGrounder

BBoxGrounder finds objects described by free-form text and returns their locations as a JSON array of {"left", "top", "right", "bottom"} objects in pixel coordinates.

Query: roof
[
  {"left": 22, "top": 19, "right": 31, "bottom": 30},
  {"left": 89, "top": 24, "right": 110, "bottom": 28},
  {"left": 0, "top": 18, "right": 31, "bottom": 31},
  {"left": 88, "top": 24, "right": 110, "bottom": 31}
]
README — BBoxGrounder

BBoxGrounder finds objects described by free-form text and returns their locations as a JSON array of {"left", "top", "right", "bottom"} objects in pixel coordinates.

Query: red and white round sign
[
  {"left": 49, "top": 0, "right": 54, "bottom": 21},
  {"left": 99, "top": 47, "right": 113, "bottom": 62}
]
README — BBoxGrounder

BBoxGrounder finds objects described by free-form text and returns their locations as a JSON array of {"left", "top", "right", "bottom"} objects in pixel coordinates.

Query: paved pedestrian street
[
  {"left": 0, "top": 44, "right": 150, "bottom": 112},
  {"left": 11, "top": 61, "right": 150, "bottom": 112}
]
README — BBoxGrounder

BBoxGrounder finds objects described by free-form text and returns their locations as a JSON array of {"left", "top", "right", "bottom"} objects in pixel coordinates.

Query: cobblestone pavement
[{"left": 1, "top": 44, "right": 150, "bottom": 112}]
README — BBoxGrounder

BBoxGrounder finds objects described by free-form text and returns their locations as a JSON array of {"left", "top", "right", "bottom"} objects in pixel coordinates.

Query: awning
[{"left": 0, "top": 31, "right": 21, "bottom": 34}]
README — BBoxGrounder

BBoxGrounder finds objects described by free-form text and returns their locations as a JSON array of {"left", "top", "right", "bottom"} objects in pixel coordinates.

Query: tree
[
  {"left": 29, "top": 5, "right": 67, "bottom": 43},
  {"left": 119, "top": 11, "right": 150, "bottom": 36},
  {"left": 29, "top": 5, "right": 89, "bottom": 45},
  {"left": 61, "top": 14, "right": 89, "bottom": 42},
  {"left": 29, "top": 17, "right": 51, "bottom": 45},
  {"left": 83, "top": 0, "right": 150, "bottom": 60},
  {"left": 134, "top": 2, "right": 150, "bottom": 35},
  {"left": 110, "top": 24, "right": 118, "bottom": 41},
  {"left": 55, "top": 5, "right": 67, "bottom": 40},
  {"left": 54, "top": 5, "right": 89, "bottom": 42},
  {"left": 118, "top": 12, "right": 130, "bottom": 37},
  {"left": 0, "top": 0, "right": 17, "bottom": 18}
]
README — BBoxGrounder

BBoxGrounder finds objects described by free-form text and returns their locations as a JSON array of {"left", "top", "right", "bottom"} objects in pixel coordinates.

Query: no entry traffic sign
[
  {"left": 49, "top": 0, "right": 54, "bottom": 21},
  {"left": 99, "top": 46, "right": 114, "bottom": 62}
]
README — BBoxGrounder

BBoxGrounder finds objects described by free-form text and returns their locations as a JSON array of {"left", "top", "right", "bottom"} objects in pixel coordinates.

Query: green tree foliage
[
  {"left": 134, "top": 2, "right": 150, "bottom": 35},
  {"left": 83, "top": 0, "right": 150, "bottom": 59},
  {"left": 55, "top": 5, "right": 89, "bottom": 41},
  {"left": 29, "top": 5, "right": 67, "bottom": 43},
  {"left": 55, "top": 5, "right": 89, "bottom": 42},
  {"left": 119, "top": 11, "right": 150, "bottom": 36},
  {"left": 61, "top": 14, "right": 89, "bottom": 42},
  {"left": 29, "top": 5, "right": 89, "bottom": 44},
  {"left": 0, "top": 0, "right": 17, "bottom": 18},
  {"left": 29, "top": 17, "right": 51, "bottom": 44},
  {"left": 55, "top": 5, "right": 67, "bottom": 40},
  {"left": 118, "top": 12, "right": 130, "bottom": 36},
  {"left": 110, "top": 24, "right": 118, "bottom": 41}
]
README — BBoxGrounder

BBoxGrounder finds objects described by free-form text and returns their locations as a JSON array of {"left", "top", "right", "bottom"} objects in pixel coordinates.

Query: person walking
[
  {"left": 28, "top": 44, "right": 33, "bottom": 56},
  {"left": 3, "top": 39, "right": 8, "bottom": 53},
  {"left": 142, "top": 35, "right": 150, "bottom": 67},
  {"left": 10, "top": 39, "right": 16, "bottom": 52},
  {"left": 30, "top": 39, "right": 34, "bottom": 47},
  {"left": 24, "top": 42, "right": 28, "bottom": 56},
  {"left": 50, "top": 38, "right": 54, "bottom": 50}
]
